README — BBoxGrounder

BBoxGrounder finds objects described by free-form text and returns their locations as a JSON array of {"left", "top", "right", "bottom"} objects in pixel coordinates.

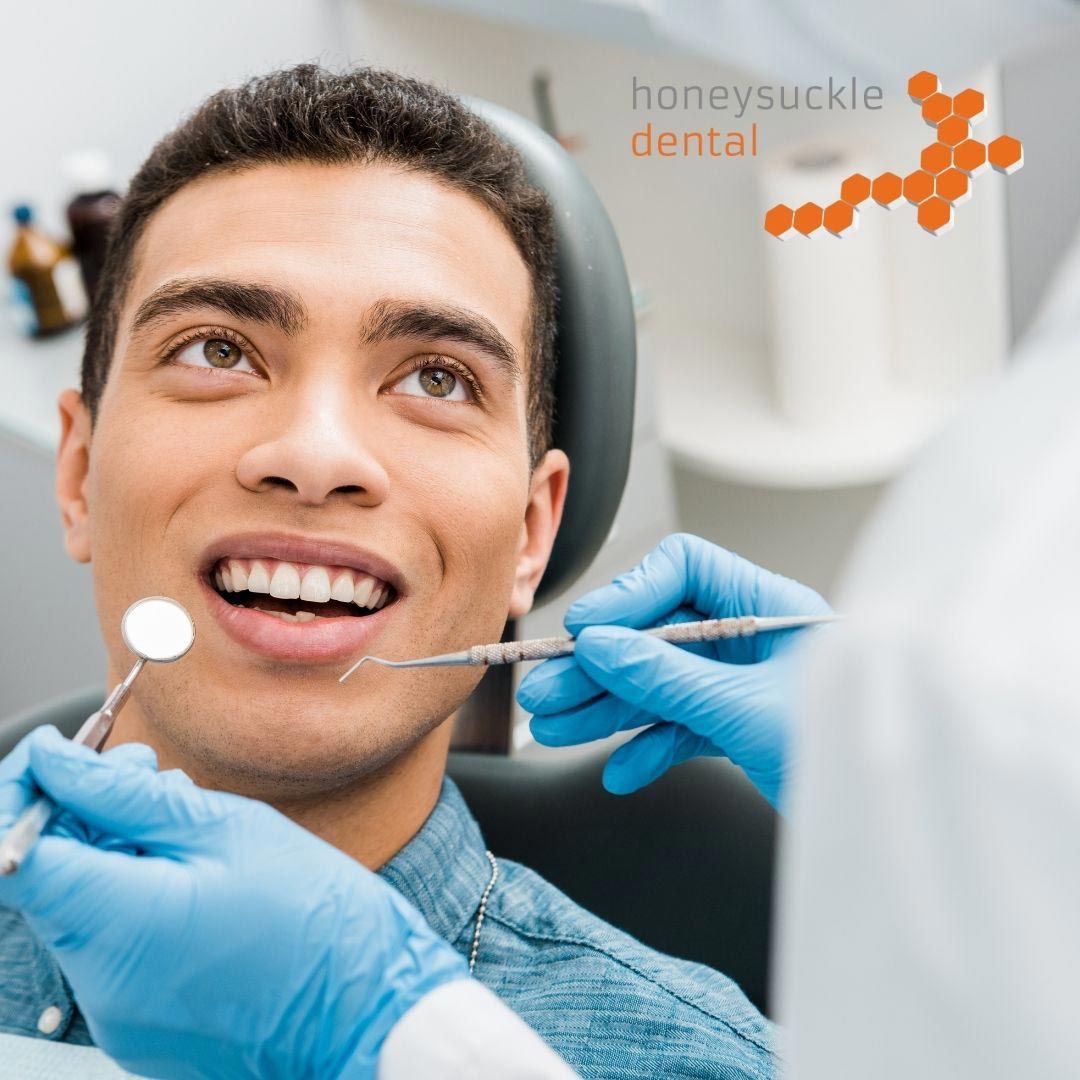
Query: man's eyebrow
[
  {"left": 130, "top": 278, "right": 309, "bottom": 338},
  {"left": 360, "top": 298, "right": 521, "bottom": 381}
]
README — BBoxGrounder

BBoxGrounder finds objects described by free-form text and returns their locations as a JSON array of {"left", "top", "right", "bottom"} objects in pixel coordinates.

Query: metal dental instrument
[
  {"left": 339, "top": 613, "right": 839, "bottom": 682},
  {"left": 0, "top": 596, "right": 195, "bottom": 876}
]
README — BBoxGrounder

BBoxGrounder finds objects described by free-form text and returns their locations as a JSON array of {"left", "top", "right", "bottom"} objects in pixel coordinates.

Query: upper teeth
[{"left": 213, "top": 557, "right": 392, "bottom": 611}]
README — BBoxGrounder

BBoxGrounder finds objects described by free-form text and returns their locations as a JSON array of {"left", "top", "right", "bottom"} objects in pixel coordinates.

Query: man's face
[{"left": 56, "top": 161, "right": 568, "bottom": 796}]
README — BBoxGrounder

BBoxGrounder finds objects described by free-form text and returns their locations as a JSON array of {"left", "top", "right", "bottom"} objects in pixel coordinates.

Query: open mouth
[
  {"left": 210, "top": 557, "right": 398, "bottom": 623},
  {"left": 197, "top": 534, "right": 407, "bottom": 663}
]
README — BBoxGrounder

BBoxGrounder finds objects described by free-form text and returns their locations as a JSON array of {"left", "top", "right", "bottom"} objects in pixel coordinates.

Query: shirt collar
[{"left": 377, "top": 776, "right": 491, "bottom": 947}]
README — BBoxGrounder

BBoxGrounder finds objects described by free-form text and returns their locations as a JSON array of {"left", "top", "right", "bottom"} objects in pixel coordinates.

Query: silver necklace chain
[{"left": 469, "top": 850, "right": 499, "bottom": 975}]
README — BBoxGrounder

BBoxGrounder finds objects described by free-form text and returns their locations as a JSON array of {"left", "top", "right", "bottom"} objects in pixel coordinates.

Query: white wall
[{"left": 0, "top": 0, "right": 349, "bottom": 239}]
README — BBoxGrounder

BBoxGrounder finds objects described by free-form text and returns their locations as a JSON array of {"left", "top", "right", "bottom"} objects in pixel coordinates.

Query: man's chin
[{"left": 143, "top": 700, "right": 451, "bottom": 800}]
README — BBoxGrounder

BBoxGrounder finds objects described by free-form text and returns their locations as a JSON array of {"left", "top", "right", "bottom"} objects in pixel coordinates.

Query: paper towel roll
[{"left": 759, "top": 145, "right": 892, "bottom": 427}]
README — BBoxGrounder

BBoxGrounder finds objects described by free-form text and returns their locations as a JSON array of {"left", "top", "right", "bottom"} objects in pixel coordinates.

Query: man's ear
[
  {"left": 509, "top": 449, "right": 571, "bottom": 618},
  {"left": 56, "top": 388, "right": 93, "bottom": 564}
]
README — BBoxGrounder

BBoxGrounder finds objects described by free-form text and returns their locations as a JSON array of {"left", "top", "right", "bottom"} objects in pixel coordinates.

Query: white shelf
[
  {"left": 657, "top": 349, "right": 971, "bottom": 491},
  {"left": 0, "top": 316, "right": 83, "bottom": 456}
]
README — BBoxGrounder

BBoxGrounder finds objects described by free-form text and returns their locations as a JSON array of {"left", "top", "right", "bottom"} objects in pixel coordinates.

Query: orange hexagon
[
  {"left": 953, "top": 139, "right": 988, "bottom": 177},
  {"left": 921, "top": 93, "right": 952, "bottom": 125},
  {"left": 764, "top": 203, "right": 796, "bottom": 240},
  {"left": 988, "top": 135, "right": 1024, "bottom": 174},
  {"left": 793, "top": 202, "right": 824, "bottom": 237},
  {"left": 840, "top": 173, "right": 871, "bottom": 206},
  {"left": 872, "top": 171, "right": 903, "bottom": 209},
  {"left": 920, "top": 142, "right": 952, "bottom": 174},
  {"left": 908, "top": 70, "right": 940, "bottom": 103},
  {"left": 823, "top": 200, "right": 858, "bottom": 237},
  {"left": 903, "top": 169, "right": 935, "bottom": 205},
  {"left": 935, "top": 168, "right": 971, "bottom": 205},
  {"left": 937, "top": 116, "right": 969, "bottom": 147},
  {"left": 952, "top": 88, "right": 986, "bottom": 123},
  {"left": 917, "top": 196, "right": 954, "bottom": 235}
]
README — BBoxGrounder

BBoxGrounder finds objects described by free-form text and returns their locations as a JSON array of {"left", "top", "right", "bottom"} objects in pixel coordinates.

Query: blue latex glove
[
  {"left": 517, "top": 533, "right": 832, "bottom": 811},
  {"left": 0, "top": 726, "right": 468, "bottom": 1080}
]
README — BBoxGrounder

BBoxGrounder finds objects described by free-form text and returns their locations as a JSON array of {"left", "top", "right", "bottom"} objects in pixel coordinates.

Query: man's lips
[
  {"left": 196, "top": 531, "right": 407, "bottom": 664},
  {"left": 198, "top": 531, "right": 407, "bottom": 595}
]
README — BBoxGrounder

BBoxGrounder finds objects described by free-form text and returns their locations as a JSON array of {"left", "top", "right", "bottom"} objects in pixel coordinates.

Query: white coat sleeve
[
  {"left": 773, "top": 282, "right": 1080, "bottom": 1079},
  {"left": 377, "top": 980, "right": 580, "bottom": 1079}
]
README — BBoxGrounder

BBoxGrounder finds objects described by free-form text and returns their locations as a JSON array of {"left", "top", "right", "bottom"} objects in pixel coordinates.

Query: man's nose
[{"left": 235, "top": 383, "right": 390, "bottom": 506}]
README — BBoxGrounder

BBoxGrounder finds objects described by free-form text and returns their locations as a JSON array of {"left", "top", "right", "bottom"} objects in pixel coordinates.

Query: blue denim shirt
[{"left": 0, "top": 778, "right": 778, "bottom": 1078}]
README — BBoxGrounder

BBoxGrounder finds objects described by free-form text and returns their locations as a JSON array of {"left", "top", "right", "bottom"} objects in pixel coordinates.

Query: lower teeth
[{"left": 262, "top": 610, "right": 321, "bottom": 623}]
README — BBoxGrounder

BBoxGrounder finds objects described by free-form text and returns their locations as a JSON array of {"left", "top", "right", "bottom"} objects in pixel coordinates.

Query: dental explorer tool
[
  {"left": 0, "top": 596, "right": 196, "bottom": 876},
  {"left": 339, "top": 613, "right": 838, "bottom": 682}
]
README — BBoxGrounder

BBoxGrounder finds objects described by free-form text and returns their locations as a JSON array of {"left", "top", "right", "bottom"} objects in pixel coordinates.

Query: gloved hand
[
  {"left": 0, "top": 726, "right": 468, "bottom": 1080},
  {"left": 517, "top": 533, "right": 832, "bottom": 811}
]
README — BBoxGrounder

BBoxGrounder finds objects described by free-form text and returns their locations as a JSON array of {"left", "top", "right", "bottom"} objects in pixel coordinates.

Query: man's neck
[{"left": 268, "top": 725, "right": 451, "bottom": 868}]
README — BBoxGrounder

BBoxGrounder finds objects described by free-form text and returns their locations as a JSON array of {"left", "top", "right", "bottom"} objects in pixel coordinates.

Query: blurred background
[{"left": 3, "top": 0, "right": 1078, "bottom": 747}]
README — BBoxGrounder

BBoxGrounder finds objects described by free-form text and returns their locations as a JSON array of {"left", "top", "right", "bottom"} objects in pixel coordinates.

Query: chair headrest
[{"left": 465, "top": 100, "right": 637, "bottom": 604}]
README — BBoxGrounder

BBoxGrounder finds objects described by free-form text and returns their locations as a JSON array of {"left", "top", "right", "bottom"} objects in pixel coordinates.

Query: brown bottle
[
  {"left": 8, "top": 205, "right": 86, "bottom": 337},
  {"left": 64, "top": 151, "right": 121, "bottom": 304},
  {"left": 67, "top": 191, "right": 120, "bottom": 304}
]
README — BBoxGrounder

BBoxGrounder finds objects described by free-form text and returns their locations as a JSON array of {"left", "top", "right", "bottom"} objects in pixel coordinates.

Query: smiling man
[{"left": 0, "top": 65, "right": 776, "bottom": 1077}]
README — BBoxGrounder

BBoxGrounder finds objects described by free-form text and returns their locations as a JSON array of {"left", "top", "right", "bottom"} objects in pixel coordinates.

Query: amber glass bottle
[{"left": 8, "top": 205, "right": 86, "bottom": 336}]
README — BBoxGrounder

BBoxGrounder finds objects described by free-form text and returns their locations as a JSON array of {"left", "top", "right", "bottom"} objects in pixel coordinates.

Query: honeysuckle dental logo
[
  {"left": 764, "top": 71, "right": 1024, "bottom": 239},
  {"left": 630, "top": 75, "right": 884, "bottom": 159}
]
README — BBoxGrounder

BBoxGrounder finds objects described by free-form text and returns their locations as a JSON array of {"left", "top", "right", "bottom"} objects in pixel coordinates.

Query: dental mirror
[
  {"left": 121, "top": 595, "right": 196, "bottom": 662},
  {"left": 0, "top": 595, "right": 195, "bottom": 875}
]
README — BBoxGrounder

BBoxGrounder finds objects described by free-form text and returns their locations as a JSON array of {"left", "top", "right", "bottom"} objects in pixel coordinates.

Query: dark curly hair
[{"left": 81, "top": 64, "right": 558, "bottom": 464}]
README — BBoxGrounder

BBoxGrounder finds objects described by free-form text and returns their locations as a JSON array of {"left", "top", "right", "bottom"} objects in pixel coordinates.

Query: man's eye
[
  {"left": 172, "top": 337, "right": 256, "bottom": 373},
  {"left": 392, "top": 365, "right": 471, "bottom": 402}
]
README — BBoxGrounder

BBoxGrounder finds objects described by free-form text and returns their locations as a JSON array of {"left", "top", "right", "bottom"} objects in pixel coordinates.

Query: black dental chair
[
  {"left": 0, "top": 101, "right": 778, "bottom": 1016},
  {"left": 454, "top": 99, "right": 779, "bottom": 1015}
]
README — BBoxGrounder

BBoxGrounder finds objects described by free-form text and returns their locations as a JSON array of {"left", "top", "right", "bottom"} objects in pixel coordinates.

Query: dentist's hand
[
  {"left": 0, "top": 726, "right": 468, "bottom": 1080},
  {"left": 517, "top": 533, "right": 831, "bottom": 811}
]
